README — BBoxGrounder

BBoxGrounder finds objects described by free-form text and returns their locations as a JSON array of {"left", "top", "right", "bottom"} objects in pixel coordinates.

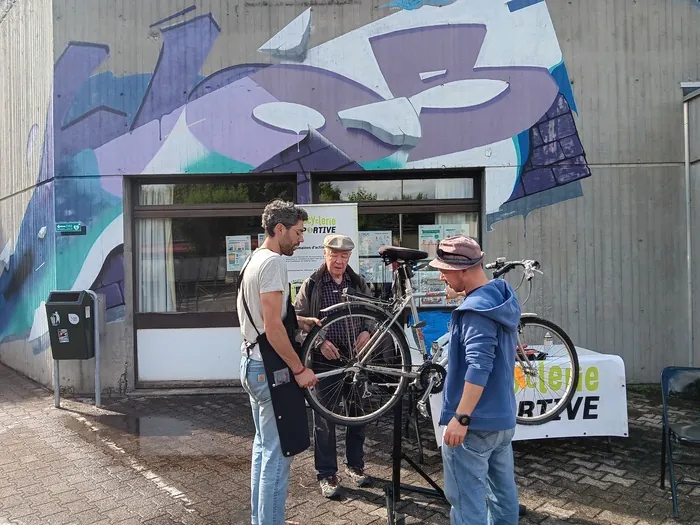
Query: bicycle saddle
[{"left": 378, "top": 246, "right": 429, "bottom": 263}]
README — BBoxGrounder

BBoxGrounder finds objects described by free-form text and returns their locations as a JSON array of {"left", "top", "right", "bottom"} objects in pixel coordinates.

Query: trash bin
[{"left": 45, "top": 291, "right": 95, "bottom": 360}]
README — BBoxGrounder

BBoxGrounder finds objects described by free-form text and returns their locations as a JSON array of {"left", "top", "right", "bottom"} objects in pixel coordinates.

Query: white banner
[
  {"left": 286, "top": 203, "right": 359, "bottom": 303},
  {"left": 428, "top": 347, "right": 628, "bottom": 446}
]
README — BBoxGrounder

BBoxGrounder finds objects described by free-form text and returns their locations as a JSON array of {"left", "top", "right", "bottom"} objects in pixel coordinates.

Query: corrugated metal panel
[
  {"left": 0, "top": 0, "right": 53, "bottom": 243},
  {"left": 0, "top": 0, "right": 54, "bottom": 383},
  {"left": 52, "top": 0, "right": 392, "bottom": 79},
  {"left": 486, "top": 166, "right": 688, "bottom": 384},
  {"left": 690, "top": 95, "right": 700, "bottom": 368},
  {"left": 548, "top": 0, "right": 700, "bottom": 165},
  {"left": 690, "top": 93, "right": 700, "bottom": 164},
  {"left": 0, "top": 0, "right": 53, "bottom": 199}
]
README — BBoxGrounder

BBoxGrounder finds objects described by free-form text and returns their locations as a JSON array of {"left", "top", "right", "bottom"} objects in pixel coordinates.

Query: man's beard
[{"left": 281, "top": 242, "right": 296, "bottom": 256}]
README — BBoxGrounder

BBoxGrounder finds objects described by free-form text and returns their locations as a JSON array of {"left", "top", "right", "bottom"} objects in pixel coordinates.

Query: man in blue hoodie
[{"left": 429, "top": 235, "right": 521, "bottom": 525}]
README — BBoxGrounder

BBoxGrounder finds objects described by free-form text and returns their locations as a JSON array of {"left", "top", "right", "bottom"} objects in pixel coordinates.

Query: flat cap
[{"left": 324, "top": 234, "right": 355, "bottom": 251}]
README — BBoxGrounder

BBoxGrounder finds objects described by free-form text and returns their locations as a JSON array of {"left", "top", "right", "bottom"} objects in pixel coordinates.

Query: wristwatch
[{"left": 454, "top": 413, "right": 471, "bottom": 426}]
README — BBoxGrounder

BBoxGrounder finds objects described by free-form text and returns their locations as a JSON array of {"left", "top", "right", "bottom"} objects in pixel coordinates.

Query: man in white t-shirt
[{"left": 237, "top": 199, "right": 319, "bottom": 525}]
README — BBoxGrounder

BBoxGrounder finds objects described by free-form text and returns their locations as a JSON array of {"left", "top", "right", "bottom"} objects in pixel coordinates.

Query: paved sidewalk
[{"left": 0, "top": 362, "right": 699, "bottom": 524}]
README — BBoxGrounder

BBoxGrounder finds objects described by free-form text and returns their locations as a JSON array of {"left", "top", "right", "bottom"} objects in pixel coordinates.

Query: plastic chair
[{"left": 659, "top": 366, "right": 700, "bottom": 519}]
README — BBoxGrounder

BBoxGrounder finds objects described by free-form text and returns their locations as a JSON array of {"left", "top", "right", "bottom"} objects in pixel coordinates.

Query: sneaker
[
  {"left": 345, "top": 466, "right": 369, "bottom": 487},
  {"left": 319, "top": 476, "right": 340, "bottom": 498}
]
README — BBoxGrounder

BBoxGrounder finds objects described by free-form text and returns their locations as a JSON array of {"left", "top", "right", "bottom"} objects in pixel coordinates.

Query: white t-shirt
[{"left": 237, "top": 248, "right": 289, "bottom": 361}]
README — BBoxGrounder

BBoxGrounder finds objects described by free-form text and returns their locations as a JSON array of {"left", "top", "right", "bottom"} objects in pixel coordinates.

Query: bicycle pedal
[{"left": 417, "top": 402, "right": 429, "bottom": 419}]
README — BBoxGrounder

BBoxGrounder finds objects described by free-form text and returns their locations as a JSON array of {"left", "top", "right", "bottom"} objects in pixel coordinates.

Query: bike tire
[
  {"left": 301, "top": 305, "right": 412, "bottom": 427},
  {"left": 516, "top": 315, "right": 579, "bottom": 425}
]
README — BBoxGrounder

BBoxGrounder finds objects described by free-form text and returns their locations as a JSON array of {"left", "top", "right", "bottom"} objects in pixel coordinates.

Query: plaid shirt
[{"left": 320, "top": 271, "right": 365, "bottom": 348}]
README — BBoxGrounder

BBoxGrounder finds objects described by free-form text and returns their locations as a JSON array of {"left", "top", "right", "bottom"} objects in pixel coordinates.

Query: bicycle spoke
[{"left": 302, "top": 309, "right": 410, "bottom": 425}]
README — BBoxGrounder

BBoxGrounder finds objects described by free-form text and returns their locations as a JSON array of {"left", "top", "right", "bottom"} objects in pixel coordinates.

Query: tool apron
[{"left": 238, "top": 256, "right": 310, "bottom": 458}]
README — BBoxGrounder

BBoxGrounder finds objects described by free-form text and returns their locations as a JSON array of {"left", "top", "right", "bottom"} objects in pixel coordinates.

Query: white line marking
[{"left": 69, "top": 413, "right": 194, "bottom": 509}]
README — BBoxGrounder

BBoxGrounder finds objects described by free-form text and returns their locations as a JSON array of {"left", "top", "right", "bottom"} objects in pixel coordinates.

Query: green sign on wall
[{"left": 56, "top": 222, "right": 85, "bottom": 235}]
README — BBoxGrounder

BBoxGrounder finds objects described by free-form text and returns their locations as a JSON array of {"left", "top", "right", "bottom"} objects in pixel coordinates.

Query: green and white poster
[
  {"left": 419, "top": 225, "right": 442, "bottom": 259},
  {"left": 286, "top": 203, "right": 359, "bottom": 303}
]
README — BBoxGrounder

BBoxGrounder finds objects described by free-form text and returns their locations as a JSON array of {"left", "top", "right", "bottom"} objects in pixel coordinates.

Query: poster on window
[
  {"left": 225, "top": 235, "right": 251, "bottom": 272},
  {"left": 442, "top": 223, "right": 472, "bottom": 238},
  {"left": 419, "top": 225, "right": 442, "bottom": 259},
  {"left": 360, "top": 259, "right": 389, "bottom": 284},
  {"left": 417, "top": 271, "right": 446, "bottom": 307},
  {"left": 359, "top": 231, "right": 392, "bottom": 257},
  {"left": 286, "top": 203, "right": 359, "bottom": 303}
]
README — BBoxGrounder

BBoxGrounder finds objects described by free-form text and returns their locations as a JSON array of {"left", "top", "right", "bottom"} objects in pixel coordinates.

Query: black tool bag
[{"left": 238, "top": 255, "right": 310, "bottom": 457}]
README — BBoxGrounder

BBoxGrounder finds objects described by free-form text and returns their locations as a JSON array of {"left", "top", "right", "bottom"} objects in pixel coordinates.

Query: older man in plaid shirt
[{"left": 294, "top": 234, "right": 373, "bottom": 498}]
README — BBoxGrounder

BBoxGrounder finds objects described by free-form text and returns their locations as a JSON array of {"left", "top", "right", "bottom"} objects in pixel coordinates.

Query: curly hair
[{"left": 262, "top": 199, "right": 308, "bottom": 236}]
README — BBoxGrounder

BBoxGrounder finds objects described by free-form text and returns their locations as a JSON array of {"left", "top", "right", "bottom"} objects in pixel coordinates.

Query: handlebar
[{"left": 485, "top": 259, "right": 542, "bottom": 280}]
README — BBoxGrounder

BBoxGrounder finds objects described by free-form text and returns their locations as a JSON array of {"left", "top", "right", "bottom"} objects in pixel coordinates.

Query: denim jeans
[
  {"left": 442, "top": 427, "right": 519, "bottom": 525},
  {"left": 240, "top": 355, "right": 292, "bottom": 525}
]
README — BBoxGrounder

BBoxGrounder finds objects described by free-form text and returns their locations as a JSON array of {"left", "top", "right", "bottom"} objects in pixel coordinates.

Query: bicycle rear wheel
[
  {"left": 301, "top": 305, "right": 412, "bottom": 427},
  {"left": 515, "top": 316, "right": 579, "bottom": 425}
]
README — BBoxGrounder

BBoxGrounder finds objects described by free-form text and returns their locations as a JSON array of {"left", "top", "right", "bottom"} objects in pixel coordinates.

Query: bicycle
[{"left": 300, "top": 246, "right": 580, "bottom": 427}]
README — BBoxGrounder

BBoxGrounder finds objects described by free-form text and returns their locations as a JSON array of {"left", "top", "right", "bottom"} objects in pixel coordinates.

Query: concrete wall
[
  {"left": 1, "top": 0, "right": 699, "bottom": 389},
  {"left": 0, "top": 0, "right": 55, "bottom": 385}
]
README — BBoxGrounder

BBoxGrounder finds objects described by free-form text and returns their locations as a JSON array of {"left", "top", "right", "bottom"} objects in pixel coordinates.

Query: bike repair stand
[
  {"left": 385, "top": 399, "right": 446, "bottom": 525},
  {"left": 384, "top": 396, "right": 528, "bottom": 524}
]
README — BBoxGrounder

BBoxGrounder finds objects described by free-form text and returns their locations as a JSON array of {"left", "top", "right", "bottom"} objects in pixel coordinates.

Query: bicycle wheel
[
  {"left": 301, "top": 305, "right": 412, "bottom": 427},
  {"left": 515, "top": 316, "right": 579, "bottom": 425}
]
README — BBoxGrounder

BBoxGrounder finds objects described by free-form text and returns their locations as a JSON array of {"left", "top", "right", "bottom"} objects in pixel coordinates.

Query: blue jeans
[
  {"left": 240, "top": 355, "right": 292, "bottom": 525},
  {"left": 442, "top": 427, "right": 519, "bottom": 525}
]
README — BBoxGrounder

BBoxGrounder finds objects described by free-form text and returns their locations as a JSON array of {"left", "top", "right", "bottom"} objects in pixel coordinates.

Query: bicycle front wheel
[
  {"left": 515, "top": 316, "right": 580, "bottom": 425},
  {"left": 301, "top": 305, "right": 412, "bottom": 426}
]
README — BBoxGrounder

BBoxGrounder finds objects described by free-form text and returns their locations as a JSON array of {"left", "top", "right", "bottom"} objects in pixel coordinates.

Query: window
[
  {"left": 313, "top": 171, "right": 481, "bottom": 308},
  {"left": 132, "top": 176, "right": 296, "bottom": 328},
  {"left": 138, "top": 180, "right": 294, "bottom": 206},
  {"left": 317, "top": 177, "right": 474, "bottom": 201},
  {"left": 136, "top": 216, "right": 263, "bottom": 314}
]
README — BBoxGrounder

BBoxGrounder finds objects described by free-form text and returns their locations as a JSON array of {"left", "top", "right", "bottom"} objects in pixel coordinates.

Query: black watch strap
[{"left": 455, "top": 413, "right": 471, "bottom": 426}]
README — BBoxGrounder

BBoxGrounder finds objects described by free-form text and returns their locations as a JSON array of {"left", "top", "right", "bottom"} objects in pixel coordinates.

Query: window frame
[
  {"left": 312, "top": 169, "right": 481, "bottom": 215},
  {"left": 131, "top": 174, "right": 298, "bottom": 330},
  {"left": 312, "top": 169, "right": 482, "bottom": 228},
  {"left": 311, "top": 169, "right": 484, "bottom": 306}
]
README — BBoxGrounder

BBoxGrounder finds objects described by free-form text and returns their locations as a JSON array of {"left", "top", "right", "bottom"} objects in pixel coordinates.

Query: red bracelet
[{"left": 293, "top": 366, "right": 306, "bottom": 376}]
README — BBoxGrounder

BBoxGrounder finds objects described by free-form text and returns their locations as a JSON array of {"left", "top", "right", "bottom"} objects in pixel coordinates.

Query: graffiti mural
[{"left": 0, "top": 0, "right": 590, "bottom": 346}]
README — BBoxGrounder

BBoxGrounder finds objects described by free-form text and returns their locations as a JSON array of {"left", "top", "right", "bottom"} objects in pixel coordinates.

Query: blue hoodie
[{"left": 439, "top": 279, "right": 521, "bottom": 431}]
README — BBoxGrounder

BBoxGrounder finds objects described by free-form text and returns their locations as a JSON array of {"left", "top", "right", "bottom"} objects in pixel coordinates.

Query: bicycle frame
[
  {"left": 312, "top": 258, "right": 541, "bottom": 389},
  {"left": 313, "top": 263, "right": 429, "bottom": 381}
]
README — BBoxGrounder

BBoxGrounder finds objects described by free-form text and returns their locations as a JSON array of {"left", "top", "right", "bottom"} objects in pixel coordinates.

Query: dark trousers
[{"left": 313, "top": 375, "right": 366, "bottom": 480}]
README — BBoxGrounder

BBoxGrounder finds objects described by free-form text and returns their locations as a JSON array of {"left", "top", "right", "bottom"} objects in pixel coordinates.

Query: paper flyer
[
  {"left": 419, "top": 225, "right": 442, "bottom": 258},
  {"left": 359, "top": 231, "right": 392, "bottom": 257},
  {"left": 360, "top": 259, "right": 388, "bottom": 284},
  {"left": 442, "top": 223, "right": 472, "bottom": 238},
  {"left": 225, "top": 235, "right": 251, "bottom": 272}
]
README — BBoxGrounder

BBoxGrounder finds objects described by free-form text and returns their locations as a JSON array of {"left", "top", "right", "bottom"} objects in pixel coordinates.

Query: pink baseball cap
[{"left": 428, "top": 235, "right": 484, "bottom": 271}]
